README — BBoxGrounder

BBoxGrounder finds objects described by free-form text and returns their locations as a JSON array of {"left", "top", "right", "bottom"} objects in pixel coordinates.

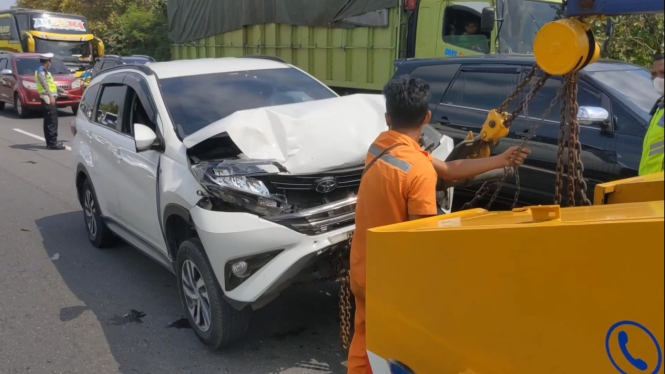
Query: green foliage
[
  {"left": 16, "top": 0, "right": 171, "bottom": 61},
  {"left": 591, "top": 14, "right": 664, "bottom": 67}
]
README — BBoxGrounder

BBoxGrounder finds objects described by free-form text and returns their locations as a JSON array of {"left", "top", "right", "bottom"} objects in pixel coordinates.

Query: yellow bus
[{"left": 0, "top": 9, "right": 104, "bottom": 73}]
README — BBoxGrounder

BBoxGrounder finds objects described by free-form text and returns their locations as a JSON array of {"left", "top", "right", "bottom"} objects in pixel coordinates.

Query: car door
[
  {"left": 431, "top": 64, "right": 526, "bottom": 153},
  {"left": 112, "top": 76, "right": 166, "bottom": 251},
  {"left": 610, "top": 99, "right": 648, "bottom": 179},
  {"left": 509, "top": 75, "right": 615, "bottom": 204},
  {"left": 76, "top": 81, "right": 125, "bottom": 221}
]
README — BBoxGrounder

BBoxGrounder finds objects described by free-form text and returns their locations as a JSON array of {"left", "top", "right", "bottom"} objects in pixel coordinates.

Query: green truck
[{"left": 170, "top": 0, "right": 562, "bottom": 94}]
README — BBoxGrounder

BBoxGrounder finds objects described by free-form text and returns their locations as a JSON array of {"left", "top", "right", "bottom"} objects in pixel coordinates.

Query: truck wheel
[
  {"left": 176, "top": 238, "right": 249, "bottom": 349},
  {"left": 81, "top": 179, "right": 115, "bottom": 248},
  {"left": 14, "top": 93, "right": 29, "bottom": 118}
]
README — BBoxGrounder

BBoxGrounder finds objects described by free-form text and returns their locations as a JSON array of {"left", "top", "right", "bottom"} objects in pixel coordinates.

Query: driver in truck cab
[{"left": 347, "top": 76, "right": 530, "bottom": 374}]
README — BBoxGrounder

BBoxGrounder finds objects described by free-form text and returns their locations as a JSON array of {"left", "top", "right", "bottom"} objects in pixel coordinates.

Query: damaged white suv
[{"left": 71, "top": 57, "right": 454, "bottom": 348}]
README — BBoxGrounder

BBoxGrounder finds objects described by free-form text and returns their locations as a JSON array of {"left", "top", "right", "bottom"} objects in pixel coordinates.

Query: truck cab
[{"left": 412, "top": 0, "right": 562, "bottom": 58}]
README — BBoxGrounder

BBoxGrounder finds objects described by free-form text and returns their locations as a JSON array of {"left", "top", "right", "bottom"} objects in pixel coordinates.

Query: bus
[{"left": 0, "top": 9, "right": 104, "bottom": 73}]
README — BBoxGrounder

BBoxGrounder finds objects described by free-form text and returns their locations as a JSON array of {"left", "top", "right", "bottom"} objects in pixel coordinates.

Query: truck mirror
[{"left": 481, "top": 7, "right": 496, "bottom": 32}]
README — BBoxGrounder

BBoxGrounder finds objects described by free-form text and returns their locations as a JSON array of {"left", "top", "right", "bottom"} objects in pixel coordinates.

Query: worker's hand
[
  {"left": 49, "top": 95, "right": 56, "bottom": 104},
  {"left": 498, "top": 146, "right": 531, "bottom": 167}
]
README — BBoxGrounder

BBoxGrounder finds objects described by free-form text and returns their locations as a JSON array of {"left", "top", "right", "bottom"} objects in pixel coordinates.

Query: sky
[{"left": 0, "top": 0, "right": 16, "bottom": 10}]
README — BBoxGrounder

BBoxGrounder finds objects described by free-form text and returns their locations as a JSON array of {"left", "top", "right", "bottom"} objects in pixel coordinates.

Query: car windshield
[
  {"left": 16, "top": 58, "right": 71, "bottom": 76},
  {"left": 498, "top": 0, "right": 563, "bottom": 54},
  {"left": 161, "top": 68, "right": 337, "bottom": 138},
  {"left": 587, "top": 67, "right": 660, "bottom": 119},
  {"left": 33, "top": 38, "right": 91, "bottom": 61}
]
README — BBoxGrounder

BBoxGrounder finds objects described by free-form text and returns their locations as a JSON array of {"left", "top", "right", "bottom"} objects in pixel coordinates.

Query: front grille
[
  {"left": 265, "top": 166, "right": 363, "bottom": 191},
  {"left": 269, "top": 196, "right": 357, "bottom": 235}
]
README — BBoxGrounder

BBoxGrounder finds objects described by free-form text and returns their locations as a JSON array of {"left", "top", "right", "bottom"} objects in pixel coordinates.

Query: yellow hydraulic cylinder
[
  {"left": 366, "top": 203, "right": 664, "bottom": 374},
  {"left": 595, "top": 172, "right": 664, "bottom": 205}
]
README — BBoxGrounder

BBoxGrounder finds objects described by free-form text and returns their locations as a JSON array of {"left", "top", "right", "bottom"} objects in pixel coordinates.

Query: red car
[{"left": 0, "top": 53, "right": 84, "bottom": 118}]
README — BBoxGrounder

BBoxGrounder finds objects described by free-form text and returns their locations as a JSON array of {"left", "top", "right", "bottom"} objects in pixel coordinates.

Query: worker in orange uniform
[{"left": 347, "top": 76, "right": 530, "bottom": 374}]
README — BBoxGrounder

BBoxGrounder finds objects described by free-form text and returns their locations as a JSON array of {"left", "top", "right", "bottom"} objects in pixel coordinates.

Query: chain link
[
  {"left": 554, "top": 76, "right": 569, "bottom": 205},
  {"left": 337, "top": 261, "right": 352, "bottom": 350},
  {"left": 569, "top": 75, "right": 592, "bottom": 205},
  {"left": 499, "top": 65, "right": 538, "bottom": 113}
]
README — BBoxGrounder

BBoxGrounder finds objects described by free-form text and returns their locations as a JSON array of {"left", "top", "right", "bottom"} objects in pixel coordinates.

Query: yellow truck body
[{"left": 365, "top": 202, "right": 664, "bottom": 374}]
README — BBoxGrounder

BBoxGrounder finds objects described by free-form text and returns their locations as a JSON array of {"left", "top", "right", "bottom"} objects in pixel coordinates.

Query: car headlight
[
  {"left": 22, "top": 81, "right": 38, "bottom": 90},
  {"left": 191, "top": 160, "right": 289, "bottom": 215},
  {"left": 72, "top": 79, "right": 82, "bottom": 89}
]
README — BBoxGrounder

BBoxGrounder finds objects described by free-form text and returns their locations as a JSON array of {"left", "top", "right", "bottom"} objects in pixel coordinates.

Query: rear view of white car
[{"left": 71, "top": 57, "right": 454, "bottom": 348}]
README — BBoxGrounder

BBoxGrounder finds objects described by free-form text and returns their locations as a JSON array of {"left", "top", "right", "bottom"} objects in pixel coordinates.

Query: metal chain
[
  {"left": 504, "top": 72, "right": 552, "bottom": 128},
  {"left": 461, "top": 181, "right": 494, "bottom": 210},
  {"left": 498, "top": 65, "right": 539, "bottom": 113},
  {"left": 336, "top": 259, "right": 352, "bottom": 350},
  {"left": 569, "top": 75, "right": 592, "bottom": 206},
  {"left": 567, "top": 76, "right": 578, "bottom": 206},
  {"left": 554, "top": 76, "right": 570, "bottom": 206}
]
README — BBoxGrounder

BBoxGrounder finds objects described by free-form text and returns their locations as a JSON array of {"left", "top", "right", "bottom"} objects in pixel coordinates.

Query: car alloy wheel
[
  {"left": 181, "top": 259, "right": 212, "bottom": 332},
  {"left": 84, "top": 189, "right": 98, "bottom": 238}
]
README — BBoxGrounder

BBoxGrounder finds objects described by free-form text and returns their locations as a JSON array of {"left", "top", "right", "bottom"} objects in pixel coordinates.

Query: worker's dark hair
[
  {"left": 655, "top": 53, "right": 664, "bottom": 62},
  {"left": 383, "top": 75, "right": 431, "bottom": 129},
  {"left": 39, "top": 58, "right": 50, "bottom": 64}
]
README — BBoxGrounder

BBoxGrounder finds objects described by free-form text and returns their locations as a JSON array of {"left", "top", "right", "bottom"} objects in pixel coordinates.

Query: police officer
[
  {"left": 35, "top": 53, "right": 69, "bottom": 150},
  {"left": 640, "top": 53, "right": 664, "bottom": 175}
]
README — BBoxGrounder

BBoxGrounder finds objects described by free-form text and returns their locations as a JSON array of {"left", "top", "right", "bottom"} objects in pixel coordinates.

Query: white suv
[{"left": 71, "top": 57, "right": 454, "bottom": 348}]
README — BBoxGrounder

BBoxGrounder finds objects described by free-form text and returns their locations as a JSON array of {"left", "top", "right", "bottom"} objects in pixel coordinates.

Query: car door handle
[
  {"left": 111, "top": 148, "right": 122, "bottom": 159},
  {"left": 435, "top": 116, "right": 451, "bottom": 125},
  {"left": 516, "top": 130, "right": 530, "bottom": 137}
]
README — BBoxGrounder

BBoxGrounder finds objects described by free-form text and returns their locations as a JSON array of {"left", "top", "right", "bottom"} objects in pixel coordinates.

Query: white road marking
[{"left": 12, "top": 128, "right": 71, "bottom": 151}]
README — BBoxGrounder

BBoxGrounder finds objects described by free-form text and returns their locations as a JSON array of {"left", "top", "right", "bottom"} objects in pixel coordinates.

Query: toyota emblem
[{"left": 314, "top": 177, "right": 338, "bottom": 193}]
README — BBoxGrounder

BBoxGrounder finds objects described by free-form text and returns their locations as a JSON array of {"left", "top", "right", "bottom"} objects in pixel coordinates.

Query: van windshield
[{"left": 498, "top": 0, "right": 563, "bottom": 54}]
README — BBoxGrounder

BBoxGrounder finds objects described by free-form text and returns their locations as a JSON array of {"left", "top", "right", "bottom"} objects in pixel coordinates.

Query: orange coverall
[{"left": 348, "top": 130, "right": 439, "bottom": 374}]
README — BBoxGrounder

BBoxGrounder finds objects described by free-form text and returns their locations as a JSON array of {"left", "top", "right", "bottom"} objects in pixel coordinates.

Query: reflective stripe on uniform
[
  {"left": 368, "top": 145, "right": 412, "bottom": 173},
  {"left": 649, "top": 140, "right": 664, "bottom": 156}
]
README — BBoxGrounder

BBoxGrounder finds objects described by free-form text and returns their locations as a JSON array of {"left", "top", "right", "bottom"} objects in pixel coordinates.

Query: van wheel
[
  {"left": 177, "top": 238, "right": 249, "bottom": 349},
  {"left": 81, "top": 179, "right": 115, "bottom": 248},
  {"left": 14, "top": 93, "right": 29, "bottom": 118}
]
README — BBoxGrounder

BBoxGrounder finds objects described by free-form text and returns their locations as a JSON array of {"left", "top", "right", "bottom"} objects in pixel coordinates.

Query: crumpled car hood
[{"left": 183, "top": 94, "right": 389, "bottom": 174}]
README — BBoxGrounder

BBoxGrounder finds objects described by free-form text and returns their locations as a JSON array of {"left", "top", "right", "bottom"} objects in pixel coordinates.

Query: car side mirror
[
  {"left": 481, "top": 7, "right": 496, "bottom": 33},
  {"left": 1, "top": 69, "right": 13, "bottom": 75},
  {"left": 134, "top": 123, "right": 157, "bottom": 152},
  {"left": 578, "top": 106, "right": 610, "bottom": 127}
]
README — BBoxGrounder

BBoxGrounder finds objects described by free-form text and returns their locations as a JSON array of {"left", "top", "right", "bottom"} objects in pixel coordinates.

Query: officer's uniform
[
  {"left": 639, "top": 98, "right": 664, "bottom": 175},
  {"left": 35, "top": 54, "right": 64, "bottom": 149}
]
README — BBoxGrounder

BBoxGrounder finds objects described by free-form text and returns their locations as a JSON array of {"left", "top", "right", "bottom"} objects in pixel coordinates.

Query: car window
[
  {"left": 95, "top": 85, "right": 127, "bottom": 129},
  {"left": 442, "top": 7, "right": 491, "bottom": 53},
  {"left": 441, "top": 70, "right": 521, "bottom": 111},
  {"left": 80, "top": 84, "right": 101, "bottom": 120},
  {"left": 612, "top": 101, "right": 647, "bottom": 137},
  {"left": 0, "top": 58, "right": 7, "bottom": 70},
  {"left": 527, "top": 78, "right": 602, "bottom": 122},
  {"left": 15, "top": 58, "right": 70, "bottom": 75},
  {"left": 587, "top": 68, "right": 658, "bottom": 116},
  {"left": 160, "top": 67, "right": 337, "bottom": 138},
  {"left": 122, "top": 88, "right": 155, "bottom": 136},
  {"left": 409, "top": 64, "right": 461, "bottom": 105}
]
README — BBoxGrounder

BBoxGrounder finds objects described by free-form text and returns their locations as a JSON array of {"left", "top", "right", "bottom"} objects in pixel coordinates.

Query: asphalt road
[{"left": 0, "top": 105, "right": 348, "bottom": 374}]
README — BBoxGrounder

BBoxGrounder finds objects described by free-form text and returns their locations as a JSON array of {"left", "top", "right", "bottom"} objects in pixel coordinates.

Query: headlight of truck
[
  {"left": 72, "top": 79, "right": 82, "bottom": 89},
  {"left": 22, "top": 81, "right": 38, "bottom": 90},
  {"left": 191, "top": 160, "right": 289, "bottom": 215}
]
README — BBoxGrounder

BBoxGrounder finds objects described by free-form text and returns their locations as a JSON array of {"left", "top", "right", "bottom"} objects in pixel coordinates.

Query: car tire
[
  {"left": 81, "top": 179, "right": 115, "bottom": 248},
  {"left": 14, "top": 93, "right": 29, "bottom": 118},
  {"left": 176, "top": 238, "right": 249, "bottom": 349},
  {"left": 71, "top": 105, "right": 79, "bottom": 115}
]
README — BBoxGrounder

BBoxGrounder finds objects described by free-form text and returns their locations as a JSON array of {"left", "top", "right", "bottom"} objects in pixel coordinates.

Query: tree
[{"left": 591, "top": 14, "right": 664, "bottom": 67}]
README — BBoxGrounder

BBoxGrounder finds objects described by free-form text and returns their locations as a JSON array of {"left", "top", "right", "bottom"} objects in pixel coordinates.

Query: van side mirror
[
  {"left": 134, "top": 123, "right": 157, "bottom": 152},
  {"left": 1, "top": 69, "right": 13, "bottom": 75},
  {"left": 578, "top": 106, "right": 610, "bottom": 127},
  {"left": 481, "top": 7, "right": 496, "bottom": 33}
]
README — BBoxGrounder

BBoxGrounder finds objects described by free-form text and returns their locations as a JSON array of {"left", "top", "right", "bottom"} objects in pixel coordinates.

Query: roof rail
[
  {"left": 98, "top": 64, "right": 154, "bottom": 76},
  {"left": 239, "top": 55, "right": 286, "bottom": 63},
  {"left": 131, "top": 55, "right": 155, "bottom": 61},
  {"left": 102, "top": 54, "right": 120, "bottom": 59}
]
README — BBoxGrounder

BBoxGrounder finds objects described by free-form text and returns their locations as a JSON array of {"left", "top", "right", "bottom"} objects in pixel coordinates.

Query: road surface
[{"left": 0, "top": 105, "right": 348, "bottom": 374}]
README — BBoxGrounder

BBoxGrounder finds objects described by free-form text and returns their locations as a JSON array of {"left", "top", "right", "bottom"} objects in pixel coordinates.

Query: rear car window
[{"left": 442, "top": 70, "right": 521, "bottom": 111}]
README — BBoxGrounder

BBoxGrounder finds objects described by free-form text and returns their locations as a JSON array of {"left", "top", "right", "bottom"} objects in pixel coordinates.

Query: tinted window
[
  {"left": 0, "top": 58, "right": 7, "bottom": 70},
  {"left": 409, "top": 64, "right": 461, "bottom": 105},
  {"left": 441, "top": 70, "right": 521, "bottom": 111},
  {"left": 0, "top": 16, "right": 11, "bottom": 41},
  {"left": 613, "top": 101, "right": 647, "bottom": 137},
  {"left": 123, "top": 88, "right": 155, "bottom": 136},
  {"left": 527, "top": 78, "right": 602, "bottom": 122},
  {"left": 80, "top": 84, "right": 100, "bottom": 119},
  {"left": 32, "top": 39, "right": 91, "bottom": 60},
  {"left": 101, "top": 61, "right": 118, "bottom": 71},
  {"left": 15, "top": 58, "right": 70, "bottom": 75},
  {"left": 15, "top": 14, "right": 29, "bottom": 32},
  {"left": 161, "top": 68, "right": 337, "bottom": 138},
  {"left": 96, "top": 85, "right": 127, "bottom": 129},
  {"left": 587, "top": 68, "right": 659, "bottom": 117}
]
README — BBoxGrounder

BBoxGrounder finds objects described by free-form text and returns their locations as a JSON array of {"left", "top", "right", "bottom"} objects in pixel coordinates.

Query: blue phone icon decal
[
  {"left": 606, "top": 321, "right": 663, "bottom": 374},
  {"left": 618, "top": 330, "right": 649, "bottom": 371}
]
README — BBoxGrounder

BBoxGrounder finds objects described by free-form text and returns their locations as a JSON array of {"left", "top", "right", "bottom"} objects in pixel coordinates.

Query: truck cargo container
[{"left": 170, "top": 0, "right": 563, "bottom": 94}]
